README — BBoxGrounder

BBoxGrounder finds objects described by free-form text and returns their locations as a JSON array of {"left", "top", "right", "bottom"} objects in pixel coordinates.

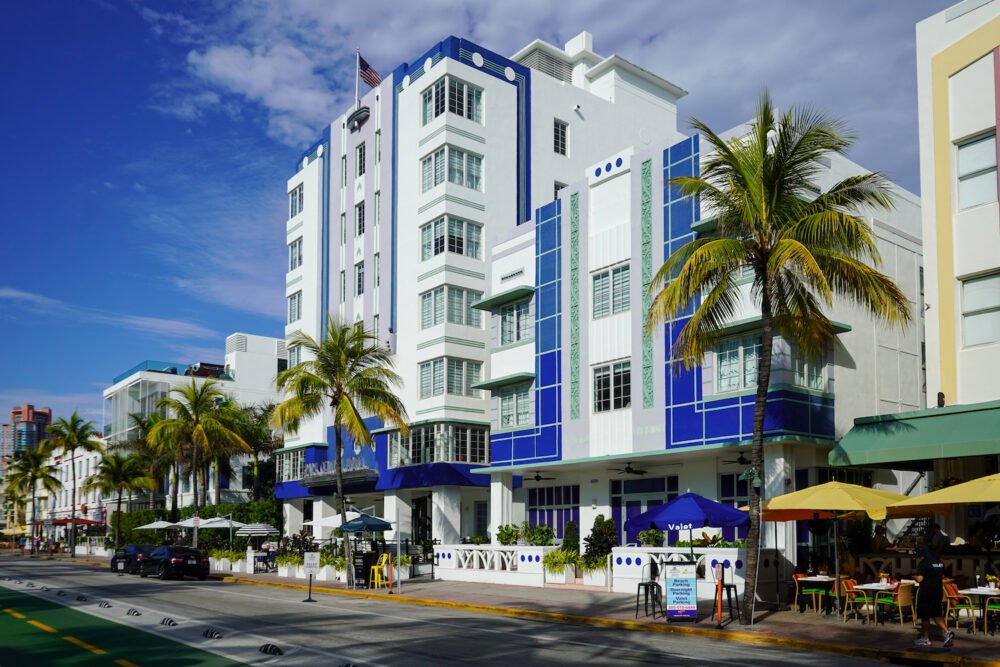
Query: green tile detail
[
  {"left": 641, "top": 159, "right": 654, "bottom": 409},
  {"left": 570, "top": 192, "right": 581, "bottom": 419}
]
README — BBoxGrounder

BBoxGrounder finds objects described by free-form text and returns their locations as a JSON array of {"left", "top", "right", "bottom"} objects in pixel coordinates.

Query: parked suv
[
  {"left": 110, "top": 544, "right": 155, "bottom": 574},
  {"left": 138, "top": 546, "right": 210, "bottom": 580}
]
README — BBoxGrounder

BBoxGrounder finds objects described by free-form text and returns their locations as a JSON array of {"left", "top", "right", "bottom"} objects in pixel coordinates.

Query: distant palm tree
[
  {"left": 238, "top": 403, "right": 281, "bottom": 501},
  {"left": 43, "top": 411, "right": 103, "bottom": 550},
  {"left": 273, "top": 318, "right": 408, "bottom": 587},
  {"left": 3, "top": 488, "right": 28, "bottom": 534},
  {"left": 124, "top": 412, "right": 169, "bottom": 512},
  {"left": 83, "top": 453, "right": 154, "bottom": 549},
  {"left": 6, "top": 449, "right": 62, "bottom": 553},
  {"left": 646, "top": 91, "right": 910, "bottom": 622},
  {"left": 148, "top": 379, "right": 248, "bottom": 517}
]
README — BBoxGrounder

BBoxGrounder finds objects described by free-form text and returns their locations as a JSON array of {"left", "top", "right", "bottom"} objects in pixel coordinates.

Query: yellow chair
[{"left": 369, "top": 553, "right": 389, "bottom": 589}]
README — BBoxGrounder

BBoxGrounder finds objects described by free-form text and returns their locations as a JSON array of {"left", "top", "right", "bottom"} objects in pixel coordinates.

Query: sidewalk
[{"left": 221, "top": 569, "right": 1000, "bottom": 666}]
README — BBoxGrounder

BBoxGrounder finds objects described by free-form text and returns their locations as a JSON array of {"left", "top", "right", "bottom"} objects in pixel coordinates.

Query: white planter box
[
  {"left": 233, "top": 560, "right": 245, "bottom": 574},
  {"left": 391, "top": 566, "right": 411, "bottom": 582},
  {"left": 583, "top": 569, "right": 608, "bottom": 587},
  {"left": 316, "top": 565, "right": 337, "bottom": 581},
  {"left": 218, "top": 558, "right": 230, "bottom": 571},
  {"left": 278, "top": 565, "right": 292, "bottom": 578},
  {"left": 208, "top": 557, "right": 217, "bottom": 570},
  {"left": 295, "top": 566, "right": 306, "bottom": 579},
  {"left": 546, "top": 565, "right": 575, "bottom": 585}
]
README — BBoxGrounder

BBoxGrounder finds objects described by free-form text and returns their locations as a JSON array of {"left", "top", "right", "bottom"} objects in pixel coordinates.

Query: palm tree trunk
[
  {"left": 742, "top": 292, "right": 774, "bottom": 624},
  {"left": 115, "top": 489, "right": 123, "bottom": 548},
  {"left": 170, "top": 464, "right": 179, "bottom": 522},
  {"left": 70, "top": 446, "right": 77, "bottom": 554},
  {"left": 192, "top": 447, "right": 200, "bottom": 516},
  {"left": 213, "top": 462, "right": 221, "bottom": 506},
  {"left": 30, "top": 482, "right": 37, "bottom": 555},
  {"left": 252, "top": 454, "right": 261, "bottom": 501},
  {"left": 335, "top": 424, "right": 352, "bottom": 587}
]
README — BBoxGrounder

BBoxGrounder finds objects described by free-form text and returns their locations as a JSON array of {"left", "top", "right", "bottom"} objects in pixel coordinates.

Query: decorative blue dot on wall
[
  {"left": 616, "top": 557, "right": 623, "bottom": 565},
  {"left": 711, "top": 559, "right": 718, "bottom": 568},
  {"left": 520, "top": 555, "right": 525, "bottom": 562},
  {"left": 535, "top": 555, "right": 541, "bottom": 562},
  {"left": 604, "top": 162, "right": 612, "bottom": 173},
  {"left": 636, "top": 557, "right": 642, "bottom": 566},
  {"left": 594, "top": 167, "right": 602, "bottom": 177},
  {"left": 736, "top": 560, "right": 744, "bottom": 570},
  {"left": 615, "top": 157, "right": 623, "bottom": 167},
  {"left": 723, "top": 559, "right": 731, "bottom": 569},
  {"left": 448, "top": 553, "right": 452, "bottom": 559},
  {"left": 626, "top": 557, "right": 632, "bottom": 566}
]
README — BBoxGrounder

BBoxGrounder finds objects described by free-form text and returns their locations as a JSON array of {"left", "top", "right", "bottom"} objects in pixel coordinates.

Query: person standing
[{"left": 913, "top": 547, "right": 953, "bottom": 648}]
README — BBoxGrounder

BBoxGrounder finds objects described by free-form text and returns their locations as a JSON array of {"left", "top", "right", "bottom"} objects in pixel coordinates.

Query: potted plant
[
  {"left": 582, "top": 515, "right": 617, "bottom": 587},
  {"left": 543, "top": 547, "right": 579, "bottom": 584},
  {"left": 496, "top": 524, "right": 520, "bottom": 546},
  {"left": 390, "top": 553, "right": 412, "bottom": 581},
  {"left": 527, "top": 524, "right": 554, "bottom": 546},
  {"left": 637, "top": 528, "right": 664, "bottom": 548},
  {"left": 276, "top": 553, "right": 303, "bottom": 578}
]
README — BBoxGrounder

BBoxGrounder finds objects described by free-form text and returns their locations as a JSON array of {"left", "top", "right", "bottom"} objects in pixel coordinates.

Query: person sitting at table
[
  {"left": 872, "top": 525, "right": 894, "bottom": 552},
  {"left": 913, "top": 547, "right": 953, "bottom": 648}
]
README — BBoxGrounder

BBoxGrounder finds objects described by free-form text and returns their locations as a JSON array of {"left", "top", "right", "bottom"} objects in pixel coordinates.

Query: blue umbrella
[
  {"left": 625, "top": 492, "right": 749, "bottom": 558},
  {"left": 340, "top": 514, "right": 393, "bottom": 533}
]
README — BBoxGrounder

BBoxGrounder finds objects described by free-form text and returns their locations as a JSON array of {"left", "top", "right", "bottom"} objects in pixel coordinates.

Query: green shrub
[
  {"left": 526, "top": 524, "right": 554, "bottom": 546},
  {"left": 543, "top": 547, "right": 580, "bottom": 574},
  {"left": 275, "top": 553, "right": 303, "bottom": 567},
  {"left": 637, "top": 529, "right": 664, "bottom": 547},
  {"left": 582, "top": 514, "right": 617, "bottom": 572},
  {"left": 561, "top": 521, "right": 579, "bottom": 554},
  {"left": 496, "top": 524, "right": 520, "bottom": 546},
  {"left": 208, "top": 549, "right": 244, "bottom": 562}
]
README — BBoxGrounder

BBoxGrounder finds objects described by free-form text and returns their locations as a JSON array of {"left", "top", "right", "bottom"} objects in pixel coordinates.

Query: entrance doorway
[{"left": 412, "top": 495, "right": 431, "bottom": 544}]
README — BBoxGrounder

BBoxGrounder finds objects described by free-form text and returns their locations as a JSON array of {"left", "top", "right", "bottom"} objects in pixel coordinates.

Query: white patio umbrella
[
  {"left": 235, "top": 523, "right": 280, "bottom": 537},
  {"left": 135, "top": 520, "right": 177, "bottom": 530},
  {"left": 199, "top": 517, "right": 247, "bottom": 529}
]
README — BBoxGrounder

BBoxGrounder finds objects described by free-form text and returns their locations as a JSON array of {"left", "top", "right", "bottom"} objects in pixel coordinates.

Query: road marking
[
  {"left": 114, "top": 660, "right": 141, "bottom": 667},
  {"left": 27, "top": 619, "right": 57, "bottom": 633},
  {"left": 3, "top": 608, "right": 25, "bottom": 619},
  {"left": 63, "top": 635, "right": 107, "bottom": 655}
]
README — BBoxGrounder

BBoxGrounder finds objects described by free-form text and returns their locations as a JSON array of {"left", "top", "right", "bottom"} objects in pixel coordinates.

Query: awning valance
[
  {"left": 470, "top": 372, "right": 535, "bottom": 391},
  {"left": 471, "top": 285, "right": 534, "bottom": 311}
]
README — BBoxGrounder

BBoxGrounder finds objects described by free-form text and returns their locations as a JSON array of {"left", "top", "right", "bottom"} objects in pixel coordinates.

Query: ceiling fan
[
  {"left": 530, "top": 471, "right": 555, "bottom": 482},
  {"left": 723, "top": 451, "right": 751, "bottom": 466},
  {"left": 609, "top": 462, "right": 648, "bottom": 476}
]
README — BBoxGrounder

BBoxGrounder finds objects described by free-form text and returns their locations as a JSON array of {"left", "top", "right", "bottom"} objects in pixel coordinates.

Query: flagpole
[{"left": 355, "top": 49, "right": 360, "bottom": 110}]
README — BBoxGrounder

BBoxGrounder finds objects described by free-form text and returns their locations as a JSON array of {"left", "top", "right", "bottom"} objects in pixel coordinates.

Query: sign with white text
[{"left": 665, "top": 561, "right": 697, "bottom": 620}]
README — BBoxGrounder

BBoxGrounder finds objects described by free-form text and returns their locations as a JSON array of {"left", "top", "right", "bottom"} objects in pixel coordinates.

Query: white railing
[
  {"left": 611, "top": 546, "right": 780, "bottom": 599},
  {"left": 433, "top": 545, "right": 556, "bottom": 587}
]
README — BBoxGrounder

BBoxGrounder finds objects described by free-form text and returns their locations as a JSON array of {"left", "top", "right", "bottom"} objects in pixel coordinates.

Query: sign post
[
  {"left": 664, "top": 561, "right": 697, "bottom": 622},
  {"left": 303, "top": 551, "right": 320, "bottom": 602}
]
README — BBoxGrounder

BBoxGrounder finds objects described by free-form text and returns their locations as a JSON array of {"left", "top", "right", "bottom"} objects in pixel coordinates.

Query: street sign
[
  {"left": 665, "top": 561, "right": 697, "bottom": 621},
  {"left": 303, "top": 551, "right": 320, "bottom": 577}
]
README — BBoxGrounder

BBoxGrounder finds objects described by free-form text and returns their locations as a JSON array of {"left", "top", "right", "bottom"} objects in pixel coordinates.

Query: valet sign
[{"left": 665, "top": 562, "right": 697, "bottom": 620}]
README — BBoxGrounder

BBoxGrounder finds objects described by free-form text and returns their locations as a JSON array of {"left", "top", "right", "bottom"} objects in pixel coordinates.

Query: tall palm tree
[
  {"left": 646, "top": 91, "right": 910, "bottom": 623},
  {"left": 6, "top": 449, "right": 62, "bottom": 554},
  {"left": 124, "top": 412, "right": 168, "bottom": 512},
  {"left": 43, "top": 411, "right": 104, "bottom": 551},
  {"left": 238, "top": 403, "right": 281, "bottom": 501},
  {"left": 205, "top": 397, "right": 246, "bottom": 506},
  {"left": 273, "top": 318, "right": 409, "bottom": 586},
  {"left": 148, "top": 379, "right": 248, "bottom": 517},
  {"left": 82, "top": 453, "right": 154, "bottom": 549}
]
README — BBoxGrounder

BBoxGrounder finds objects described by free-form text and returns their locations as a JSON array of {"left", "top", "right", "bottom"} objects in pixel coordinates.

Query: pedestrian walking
[{"left": 913, "top": 547, "right": 953, "bottom": 648}]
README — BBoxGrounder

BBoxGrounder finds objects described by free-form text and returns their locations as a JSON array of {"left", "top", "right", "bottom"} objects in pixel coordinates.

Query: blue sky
[{"left": 0, "top": 0, "right": 949, "bottom": 424}]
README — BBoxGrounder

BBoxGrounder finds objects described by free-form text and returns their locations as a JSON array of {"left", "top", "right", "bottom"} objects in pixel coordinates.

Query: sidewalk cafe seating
[
  {"left": 793, "top": 574, "right": 824, "bottom": 613},
  {"left": 634, "top": 561, "right": 663, "bottom": 620},
  {"left": 824, "top": 575, "right": 850, "bottom": 616},
  {"left": 986, "top": 594, "right": 1000, "bottom": 635},
  {"left": 368, "top": 553, "right": 389, "bottom": 590},
  {"left": 875, "top": 582, "right": 915, "bottom": 626},
  {"left": 842, "top": 579, "right": 874, "bottom": 623},
  {"left": 944, "top": 582, "right": 976, "bottom": 634}
]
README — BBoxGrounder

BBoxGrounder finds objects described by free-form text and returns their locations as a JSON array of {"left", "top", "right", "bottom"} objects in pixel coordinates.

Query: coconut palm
[
  {"left": 148, "top": 379, "right": 249, "bottom": 518},
  {"left": 646, "top": 91, "right": 911, "bottom": 623},
  {"left": 124, "top": 412, "right": 169, "bottom": 512},
  {"left": 43, "top": 411, "right": 104, "bottom": 551},
  {"left": 6, "top": 449, "right": 62, "bottom": 554},
  {"left": 82, "top": 453, "right": 154, "bottom": 548},
  {"left": 238, "top": 403, "right": 281, "bottom": 501},
  {"left": 273, "top": 318, "right": 408, "bottom": 586}
]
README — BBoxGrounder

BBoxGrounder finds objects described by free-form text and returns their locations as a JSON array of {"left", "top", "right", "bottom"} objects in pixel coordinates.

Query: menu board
[
  {"left": 665, "top": 561, "right": 697, "bottom": 620},
  {"left": 353, "top": 553, "right": 368, "bottom": 587}
]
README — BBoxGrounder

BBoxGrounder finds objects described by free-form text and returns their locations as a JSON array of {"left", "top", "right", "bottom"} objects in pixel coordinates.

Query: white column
[
  {"left": 764, "top": 444, "right": 797, "bottom": 562},
  {"left": 489, "top": 472, "right": 513, "bottom": 543},
  {"left": 383, "top": 489, "right": 412, "bottom": 542},
  {"left": 432, "top": 485, "right": 462, "bottom": 545},
  {"left": 313, "top": 497, "right": 338, "bottom": 541},
  {"left": 283, "top": 499, "right": 304, "bottom": 536}
]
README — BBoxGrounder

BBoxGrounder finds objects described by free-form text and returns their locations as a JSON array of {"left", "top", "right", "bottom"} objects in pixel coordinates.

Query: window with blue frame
[
  {"left": 718, "top": 473, "right": 749, "bottom": 542},
  {"left": 528, "top": 485, "right": 579, "bottom": 538},
  {"left": 387, "top": 424, "right": 488, "bottom": 467}
]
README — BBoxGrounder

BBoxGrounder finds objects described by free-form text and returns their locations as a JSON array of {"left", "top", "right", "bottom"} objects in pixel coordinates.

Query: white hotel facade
[{"left": 279, "top": 32, "right": 926, "bottom": 565}]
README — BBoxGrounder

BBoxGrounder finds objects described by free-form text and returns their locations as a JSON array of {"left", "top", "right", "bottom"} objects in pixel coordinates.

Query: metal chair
[
  {"left": 985, "top": 595, "right": 1000, "bottom": 635},
  {"left": 842, "top": 579, "right": 873, "bottom": 623},
  {"left": 634, "top": 561, "right": 663, "bottom": 619},
  {"left": 875, "top": 582, "right": 915, "bottom": 626},
  {"left": 369, "top": 553, "right": 389, "bottom": 590},
  {"left": 793, "top": 574, "right": 823, "bottom": 613},
  {"left": 944, "top": 582, "right": 976, "bottom": 634}
]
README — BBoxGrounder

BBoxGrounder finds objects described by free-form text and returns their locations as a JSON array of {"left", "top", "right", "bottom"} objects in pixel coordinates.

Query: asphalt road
[{"left": 0, "top": 558, "right": 886, "bottom": 666}]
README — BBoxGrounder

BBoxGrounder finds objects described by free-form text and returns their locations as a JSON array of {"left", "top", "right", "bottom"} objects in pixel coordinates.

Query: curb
[{"left": 221, "top": 576, "right": 998, "bottom": 667}]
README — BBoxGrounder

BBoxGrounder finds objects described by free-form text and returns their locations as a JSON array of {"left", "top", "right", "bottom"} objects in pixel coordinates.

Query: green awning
[
  {"left": 830, "top": 400, "right": 1000, "bottom": 468},
  {"left": 471, "top": 285, "right": 534, "bottom": 311},
  {"left": 470, "top": 372, "right": 535, "bottom": 391},
  {"left": 717, "top": 316, "right": 851, "bottom": 336}
]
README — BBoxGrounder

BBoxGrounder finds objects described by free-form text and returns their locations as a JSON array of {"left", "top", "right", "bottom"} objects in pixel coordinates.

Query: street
[{"left": 0, "top": 559, "right": 887, "bottom": 666}]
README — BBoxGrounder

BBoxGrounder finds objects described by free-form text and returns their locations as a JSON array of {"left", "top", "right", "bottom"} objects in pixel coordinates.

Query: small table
[
  {"left": 957, "top": 587, "right": 999, "bottom": 631},
  {"left": 798, "top": 576, "right": 837, "bottom": 614}
]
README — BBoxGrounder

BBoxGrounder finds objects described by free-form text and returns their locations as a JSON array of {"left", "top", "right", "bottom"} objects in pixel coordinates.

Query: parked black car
[
  {"left": 110, "top": 544, "right": 155, "bottom": 574},
  {"left": 138, "top": 546, "right": 210, "bottom": 580}
]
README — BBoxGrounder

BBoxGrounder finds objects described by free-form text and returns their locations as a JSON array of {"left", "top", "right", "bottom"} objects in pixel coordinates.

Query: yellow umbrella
[
  {"left": 888, "top": 472, "right": 1000, "bottom": 513},
  {"left": 765, "top": 481, "right": 908, "bottom": 521}
]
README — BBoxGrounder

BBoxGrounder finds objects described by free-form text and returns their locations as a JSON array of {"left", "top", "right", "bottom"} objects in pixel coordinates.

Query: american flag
[{"left": 359, "top": 54, "right": 381, "bottom": 88}]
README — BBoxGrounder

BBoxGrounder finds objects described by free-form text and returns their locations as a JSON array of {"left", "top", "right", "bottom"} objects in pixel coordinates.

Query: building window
[
  {"left": 288, "top": 237, "right": 303, "bottom": 271},
  {"left": 447, "top": 286, "right": 482, "bottom": 327},
  {"left": 553, "top": 119, "right": 568, "bottom": 156},
  {"left": 375, "top": 130, "right": 381, "bottom": 164},
  {"left": 594, "top": 361, "right": 630, "bottom": 413},
  {"left": 420, "top": 216, "right": 481, "bottom": 260},
  {"left": 339, "top": 270, "right": 346, "bottom": 304},
  {"left": 716, "top": 335, "right": 761, "bottom": 392},
  {"left": 373, "top": 253, "right": 380, "bottom": 288},
  {"left": 356, "top": 142, "right": 366, "bottom": 178},
  {"left": 287, "top": 291, "right": 302, "bottom": 323},
  {"left": 447, "top": 147, "right": 482, "bottom": 191},
  {"left": 289, "top": 185, "right": 304, "bottom": 218},
  {"left": 420, "top": 286, "right": 445, "bottom": 329},
  {"left": 355, "top": 261, "right": 365, "bottom": 296},
  {"left": 500, "top": 301, "right": 532, "bottom": 345},
  {"left": 276, "top": 449, "right": 305, "bottom": 482},
  {"left": 962, "top": 272, "right": 1000, "bottom": 346},
  {"left": 554, "top": 182, "right": 566, "bottom": 201},
  {"left": 527, "top": 485, "right": 580, "bottom": 539},
  {"left": 341, "top": 155, "right": 347, "bottom": 186},
  {"left": 718, "top": 473, "right": 750, "bottom": 541},
  {"left": 388, "top": 424, "right": 488, "bottom": 468},
  {"left": 957, "top": 133, "right": 997, "bottom": 209},
  {"left": 423, "top": 76, "right": 482, "bottom": 125},
  {"left": 499, "top": 383, "right": 531, "bottom": 428},
  {"left": 419, "top": 358, "right": 444, "bottom": 398},
  {"left": 355, "top": 202, "right": 365, "bottom": 236},
  {"left": 447, "top": 358, "right": 481, "bottom": 396},
  {"left": 374, "top": 191, "right": 381, "bottom": 227},
  {"left": 288, "top": 345, "right": 301, "bottom": 367},
  {"left": 421, "top": 147, "right": 445, "bottom": 192},
  {"left": 340, "top": 213, "right": 347, "bottom": 246},
  {"left": 592, "top": 264, "right": 630, "bottom": 318}
]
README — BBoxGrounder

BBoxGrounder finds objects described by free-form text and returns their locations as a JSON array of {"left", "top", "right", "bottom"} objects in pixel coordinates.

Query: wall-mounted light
[{"left": 591, "top": 498, "right": 597, "bottom": 510}]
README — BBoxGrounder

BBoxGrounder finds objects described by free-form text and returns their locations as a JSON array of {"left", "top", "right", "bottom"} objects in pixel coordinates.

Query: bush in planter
[
  {"left": 562, "top": 521, "right": 579, "bottom": 554},
  {"left": 496, "top": 524, "right": 520, "bottom": 546},
  {"left": 543, "top": 547, "right": 580, "bottom": 574},
  {"left": 526, "top": 524, "right": 554, "bottom": 546},
  {"left": 275, "top": 553, "right": 304, "bottom": 567},
  {"left": 209, "top": 549, "right": 244, "bottom": 562},
  {"left": 637, "top": 529, "right": 664, "bottom": 547},
  {"left": 582, "top": 514, "right": 617, "bottom": 572}
]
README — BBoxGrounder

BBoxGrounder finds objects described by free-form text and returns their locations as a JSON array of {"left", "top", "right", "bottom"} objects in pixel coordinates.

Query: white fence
[{"left": 433, "top": 545, "right": 556, "bottom": 587}]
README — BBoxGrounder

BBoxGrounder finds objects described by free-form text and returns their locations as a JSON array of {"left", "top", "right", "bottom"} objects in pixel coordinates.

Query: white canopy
[
  {"left": 135, "top": 520, "right": 176, "bottom": 530},
  {"left": 172, "top": 516, "right": 246, "bottom": 529}
]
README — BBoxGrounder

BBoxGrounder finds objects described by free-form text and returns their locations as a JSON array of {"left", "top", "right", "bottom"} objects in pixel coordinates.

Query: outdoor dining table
[
  {"left": 957, "top": 587, "right": 999, "bottom": 631},
  {"left": 798, "top": 576, "right": 839, "bottom": 613}
]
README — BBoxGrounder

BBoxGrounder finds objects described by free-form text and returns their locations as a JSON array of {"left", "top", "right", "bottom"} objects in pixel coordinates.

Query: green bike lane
[{"left": 0, "top": 586, "right": 244, "bottom": 667}]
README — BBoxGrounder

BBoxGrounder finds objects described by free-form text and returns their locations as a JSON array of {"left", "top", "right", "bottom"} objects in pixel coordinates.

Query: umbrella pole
[{"left": 833, "top": 520, "right": 840, "bottom": 618}]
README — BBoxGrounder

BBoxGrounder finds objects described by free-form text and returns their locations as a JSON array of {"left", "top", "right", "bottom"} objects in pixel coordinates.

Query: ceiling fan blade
[{"left": 633, "top": 470, "right": 648, "bottom": 475}]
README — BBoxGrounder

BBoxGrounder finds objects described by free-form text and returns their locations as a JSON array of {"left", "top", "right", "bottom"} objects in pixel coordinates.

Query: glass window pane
[
  {"left": 959, "top": 170, "right": 998, "bottom": 209},
  {"left": 466, "top": 362, "right": 481, "bottom": 396},
  {"left": 448, "top": 78, "right": 464, "bottom": 117},
  {"left": 958, "top": 135, "right": 997, "bottom": 176},
  {"left": 447, "top": 359, "right": 464, "bottom": 394},
  {"left": 434, "top": 287, "right": 444, "bottom": 324},
  {"left": 466, "top": 290, "right": 482, "bottom": 327},
  {"left": 593, "top": 366, "right": 611, "bottom": 412},
  {"left": 422, "top": 89, "right": 433, "bottom": 125},
  {"left": 448, "top": 148, "right": 464, "bottom": 185},
  {"left": 500, "top": 304, "right": 514, "bottom": 344},
  {"left": 422, "top": 156, "right": 433, "bottom": 192},
  {"left": 448, "top": 218, "right": 464, "bottom": 254},
  {"left": 593, "top": 272, "right": 609, "bottom": 319},
  {"left": 963, "top": 273, "right": 1000, "bottom": 312},
  {"left": 612, "top": 265, "right": 630, "bottom": 313},
  {"left": 964, "top": 310, "right": 1000, "bottom": 346},
  {"left": 466, "top": 154, "right": 482, "bottom": 191},
  {"left": 420, "top": 363, "right": 432, "bottom": 398},
  {"left": 432, "top": 359, "right": 444, "bottom": 395},
  {"left": 613, "top": 361, "right": 631, "bottom": 409},
  {"left": 501, "top": 391, "right": 514, "bottom": 427},
  {"left": 716, "top": 339, "right": 740, "bottom": 392},
  {"left": 434, "top": 79, "right": 445, "bottom": 117},
  {"left": 516, "top": 385, "right": 530, "bottom": 424},
  {"left": 742, "top": 336, "right": 761, "bottom": 388},
  {"left": 468, "top": 87, "right": 482, "bottom": 123},
  {"left": 467, "top": 224, "right": 481, "bottom": 259},
  {"left": 434, "top": 148, "right": 445, "bottom": 185},
  {"left": 421, "top": 292, "right": 433, "bottom": 329},
  {"left": 448, "top": 287, "right": 464, "bottom": 324}
]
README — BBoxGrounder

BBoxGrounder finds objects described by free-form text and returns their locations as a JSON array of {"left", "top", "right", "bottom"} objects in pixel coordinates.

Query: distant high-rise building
[{"left": 1, "top": 404, "right": 53, "bottom": 476}]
